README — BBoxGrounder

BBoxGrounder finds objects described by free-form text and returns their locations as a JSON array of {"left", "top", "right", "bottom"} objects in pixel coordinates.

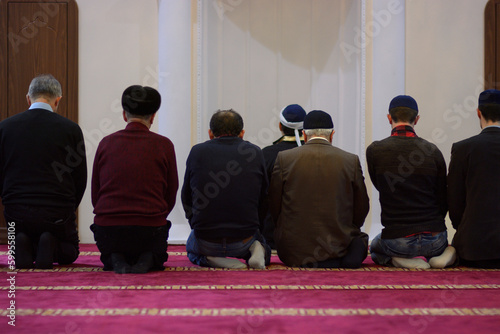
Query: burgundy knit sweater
[{"left": 92, "top": 122, "right": 178, "bottom": 226}]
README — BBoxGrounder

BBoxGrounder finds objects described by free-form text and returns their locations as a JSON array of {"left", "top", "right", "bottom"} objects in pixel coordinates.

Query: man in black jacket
[
  {"left": 448, "top": 89, "right": 500, "bottom": 268},
  {"left": 367, "top": 95, "right": 455, "bottom": 269},
  {"left": 0, "top": 74, "right": 87, "bottom": 269},
  {"left": 181, "top": 109, "right": 270, "bottom": 269}
]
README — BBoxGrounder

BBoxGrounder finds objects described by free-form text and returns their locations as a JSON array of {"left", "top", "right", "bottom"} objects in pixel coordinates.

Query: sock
[
  {"left": 15, "top": 233, "right": 34, "bottom": 269},
  {"left": 131, "top": 252, "right": 154, "bottom": 273},
  {"left": 429, "top": 246, "right": 457, "bottom": 269},
  {"left": 392, "top": 257, "right": 430, "bottom": 269},
  {"left": 248, "top": 240, "right": 266, "bottom": 269},
  {"left": 111, "top": 253, "right": 132, "bottom": 274},
  {"left": 206, "top": 256, "right": 247, "bottom": 269},
  {"left": 35, "top": 232, "right": 57, "bottom": 269}
]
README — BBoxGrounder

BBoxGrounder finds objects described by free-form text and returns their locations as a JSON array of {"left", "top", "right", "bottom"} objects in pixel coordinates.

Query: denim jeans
[
  {"left": 370, "top": 231, "right": 448, "bottom": 266},
  {"left": 186, "top": 230, "right": 271, "bottom": 267}
]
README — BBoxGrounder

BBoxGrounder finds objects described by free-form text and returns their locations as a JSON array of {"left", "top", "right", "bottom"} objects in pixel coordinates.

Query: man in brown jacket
[{"left": 269, "top": 110, "right": 369, "bottom": 268}]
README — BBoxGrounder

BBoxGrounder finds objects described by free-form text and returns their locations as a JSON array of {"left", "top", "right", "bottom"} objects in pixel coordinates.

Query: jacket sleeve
[
  {"left": 365, "top": 144, "right": 376, "bottom": 189},
  {"left": 72, "top": 127, "right": 87, "bottom": 208},
  {"left": 352, "top": 155, "right": 370, "bottom": 228},
  {"left": 181, "top": 153, "right": 194, "bottom": 222},
  {"left": 165, "top": 142, "right": 179, "bottom": 216},
  {"left": 447, "top": 143, "right": 466, "bottom": 229},
  {"left": 435, "top": 148, "right": 448, "bottom": 218},
  {"left": 268, "top": 152, "right": 284, "bottom": 225}
]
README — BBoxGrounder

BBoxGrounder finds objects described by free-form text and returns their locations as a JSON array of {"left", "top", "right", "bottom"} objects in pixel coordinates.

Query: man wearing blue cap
[
  {"left": 366, "top": 95, "right": 455, "bottom": 269},
  {"left": 262, "top": 104, "right": 306, "bottom": 249},
  {"left": 448, "top": 89, "right": 500, "bottom": 268},
  {"left": 269, "top": 110, "right": 370, "bottom": 268}
]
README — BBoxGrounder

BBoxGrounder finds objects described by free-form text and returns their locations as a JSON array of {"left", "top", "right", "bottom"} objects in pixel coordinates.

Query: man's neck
[
  {"left": 482, "top": 120, "right": 500, "bottom": 128},
  {"left": 307, "top": 136, "right": 330, "bottom": 143},
  {"left": 391, "top": 122, "right": 414, "bottom": 129},
  {"left": 127, "top": 119, "right": 151, "bottom": 128}
]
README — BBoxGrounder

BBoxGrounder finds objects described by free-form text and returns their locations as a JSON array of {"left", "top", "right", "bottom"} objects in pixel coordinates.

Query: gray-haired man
[{"left": 0, "top": 74, "right": 87, "bottom": 269}]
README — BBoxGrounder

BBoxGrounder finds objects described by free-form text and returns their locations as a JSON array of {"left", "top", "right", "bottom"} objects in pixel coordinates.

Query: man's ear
[
  {"left": 123, "top": 110, "right": 128, "bottom": 122},
  {"left": 54, "top": 96, "right": 62, "bottom": 107},
  {"left": 26, "top": 94, "right": 31, "bottom": 106},
  {"left": 413, "top": 115, "right": 420, "bottom": 126},
  {"left": 208, "top": 129, "right": 215, "bottom": 139},
  {"left": 387, "top": 114, "right": 392, "bottom": 124},
  {"left": 238, "top": 130, "right": 245, "bottom": 139}
]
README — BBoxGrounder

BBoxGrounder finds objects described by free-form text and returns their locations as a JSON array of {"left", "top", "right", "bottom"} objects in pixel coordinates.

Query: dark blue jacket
[{"left": 181, "top": 137, "right": 268, "bottom": 239}]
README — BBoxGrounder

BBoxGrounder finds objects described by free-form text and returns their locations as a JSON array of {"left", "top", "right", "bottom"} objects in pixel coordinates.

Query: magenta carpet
[{"left": 1, "top": 244, "right": 500, "bottom": 334}]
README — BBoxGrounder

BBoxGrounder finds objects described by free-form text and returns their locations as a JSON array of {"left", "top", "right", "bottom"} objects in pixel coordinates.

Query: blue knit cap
[
  {"left": 478, "top": 89, "right": 500, "bottom": 106},
  {"left": 389, "top": 95, "right": 418, "bottom": 112}
]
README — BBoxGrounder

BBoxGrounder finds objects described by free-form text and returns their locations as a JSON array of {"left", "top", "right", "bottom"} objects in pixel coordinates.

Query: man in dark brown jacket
[{"left": 269, "top": 110, "right": 369, "bottom": 268}]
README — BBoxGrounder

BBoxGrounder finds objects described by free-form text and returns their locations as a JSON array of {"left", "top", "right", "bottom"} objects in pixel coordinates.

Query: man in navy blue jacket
[{"left": 181, "top": 109, "right": 271, "bottom": 269}]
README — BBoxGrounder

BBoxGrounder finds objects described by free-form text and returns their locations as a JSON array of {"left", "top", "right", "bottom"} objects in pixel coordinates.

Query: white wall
[{"left": 77, "top": 0, "right": 159, "bottom": 243}]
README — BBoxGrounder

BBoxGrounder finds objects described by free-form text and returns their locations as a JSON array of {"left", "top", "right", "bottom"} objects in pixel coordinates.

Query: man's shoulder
[
  {"left": 0, "top": 109, "right": 80, "bottom": 131},
  {"left": 369, "top": 136, "right": 441, "bottom": 152},
  {"left": 452, "top": 133, "right": 482, "bottom": 150}
]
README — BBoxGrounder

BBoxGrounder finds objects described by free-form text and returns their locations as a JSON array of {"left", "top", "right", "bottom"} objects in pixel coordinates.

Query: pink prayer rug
[{"left": 1, "top": 244, "right": 500, "bottom": 333}]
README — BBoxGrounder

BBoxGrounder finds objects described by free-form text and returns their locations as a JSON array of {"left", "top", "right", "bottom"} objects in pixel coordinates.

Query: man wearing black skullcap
[
  {"left": 269, "top": 110, "right": 370, "bottom": 268},
  {"left": 0, "top": 74, "right": 86, "bottom": 269},
  {"left": 448, "top": 89, "right": 500, "bottom": 269},
  {"left": 367, "top": 95, "right": 455, "bottom": 269},
  {"left": 262, "top": 104, "right": 306, "bottom": 249},
  {"left": 182, "top": 109, "right": 271, "bottom": 269},
  {"left": 91, "top": 85, "right": 178, "bottom": 273}
]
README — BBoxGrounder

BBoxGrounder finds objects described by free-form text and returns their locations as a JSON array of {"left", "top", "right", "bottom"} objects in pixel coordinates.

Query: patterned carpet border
[
  {"left": 1, "top": 266, "right": 499, "bottom": 272},
  {"left": 2, "top": 284, "right": 499, "bottom": 291},
  {"left": 2, "top": 307, "right": 500, "bottom": 317}
]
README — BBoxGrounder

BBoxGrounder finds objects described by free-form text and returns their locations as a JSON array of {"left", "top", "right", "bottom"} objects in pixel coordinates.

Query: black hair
[
  {"left": 479, "top": 104, "right": 500, "bottom": 122},
  {"left": 209, "top": 109, "right": 244, "bottom": 137},
  {"left": 389, "top": 107, "right": 418, "bottom": 123},
  {"left": 282, "top": 124, "right": 303, "bottom": 137}
]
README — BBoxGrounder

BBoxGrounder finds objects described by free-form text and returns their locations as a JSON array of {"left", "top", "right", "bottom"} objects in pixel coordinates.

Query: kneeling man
[
  {"left": 182, "top": 109, "right": 271, "bottom": 269},
  {"left": 269, "top": 110, "right": 370, "bottom": 268},
  {"left": 91, "top": 86, "right": 178, "bottom": 273}
]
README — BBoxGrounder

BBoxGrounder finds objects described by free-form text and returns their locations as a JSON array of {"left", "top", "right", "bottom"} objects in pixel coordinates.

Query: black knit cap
[
  {"left": 122, "top": 85, "right": 161, "bottom": 116},
  {"left": 303, "top": 110, "right": 334, "bottom": 130}
]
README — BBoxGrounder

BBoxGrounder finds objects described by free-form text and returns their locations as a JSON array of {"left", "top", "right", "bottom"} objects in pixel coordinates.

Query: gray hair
[
  {"left": 28, "top": 74, "right": 62, "bottom": 100},
  {"left": 304, "top": 128, "right": 334, "bottom": 138}
]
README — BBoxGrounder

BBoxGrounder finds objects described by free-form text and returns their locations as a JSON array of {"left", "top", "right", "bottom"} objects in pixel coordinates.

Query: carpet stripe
[
  {"left": 2, "top": 284, "right": 500, "bottom": 291},
  {"left": 2, "top": 308, "right": 500, "bottom": 317},
  {"left": 0, "top": 251, "right": 188, "bottom": 256},
  {"left": 1, "top": 266, "right": 499, "bottom": 272}
]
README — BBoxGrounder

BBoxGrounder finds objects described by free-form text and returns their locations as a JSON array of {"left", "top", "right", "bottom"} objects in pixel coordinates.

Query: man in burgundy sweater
[{"left": 91, "top": 85, "right": 178, "bottom": 274}]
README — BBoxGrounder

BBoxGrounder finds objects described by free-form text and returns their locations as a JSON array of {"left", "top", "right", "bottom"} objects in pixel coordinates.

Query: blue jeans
[
  {"left": 186, "top": 230, "right": 271, "bottom": 267},
  {"left": 370, "top": 231, "right": 448, "bottom": 266}
]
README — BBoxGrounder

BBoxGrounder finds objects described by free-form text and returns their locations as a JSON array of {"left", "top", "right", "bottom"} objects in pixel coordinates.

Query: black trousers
[
  {"left": 300, "top": 233, "right": 369, "bottom": 269},
  {"left": 91, "top": 222, "right": 171, "bottom": 271},
  {"left": 4, "top": 204, "right": 79, "bottom": 265}
]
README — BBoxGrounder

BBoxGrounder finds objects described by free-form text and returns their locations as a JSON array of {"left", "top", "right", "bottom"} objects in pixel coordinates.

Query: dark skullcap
[
  {"left": 389, "top": 95, "right": 418, "bottom": 112},
  {"left": 303, "top": 110, "right": 334, "bottom": 130}
]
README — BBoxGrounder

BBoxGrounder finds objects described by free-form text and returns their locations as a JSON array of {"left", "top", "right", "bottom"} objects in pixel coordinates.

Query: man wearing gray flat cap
[{"left": 269, "top": 110, "right": 370, "bottom": 268}]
